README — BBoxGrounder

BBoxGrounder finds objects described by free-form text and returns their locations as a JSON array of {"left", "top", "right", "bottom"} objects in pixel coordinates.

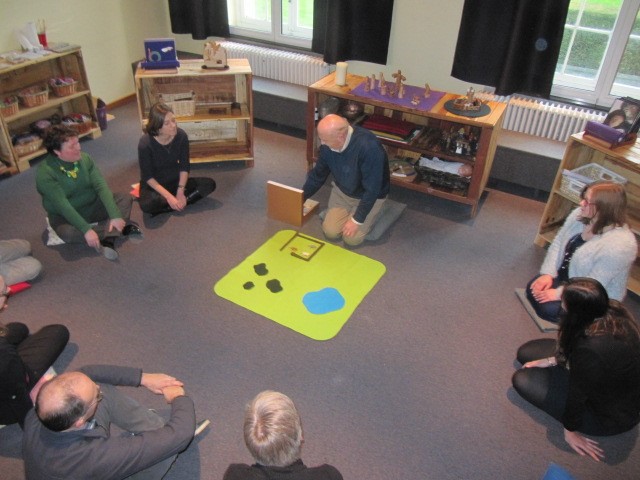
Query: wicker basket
[
  {"left": 19, "top": 86, "right": 49, "bottom": 107},
  {"left": 415, "top": 165, "right": 470, "bottom": 193},
  {"left": 0, "top": 100, "right": 19, "bottom": 117},
  {"left": 62, "top": 113, "right": 93, "bottom": 135},
  {"left": 560, "top": 163, "right": 627, "bottom": 203},
  {"left": 50, "top": 79, "right": 77, "bottom": 97},
  {"left": 13, "top": 136, "right": 43, "bottom": 156}
]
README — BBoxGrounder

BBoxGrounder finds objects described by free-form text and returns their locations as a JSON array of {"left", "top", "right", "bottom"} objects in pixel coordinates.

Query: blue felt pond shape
[{"left": 303, "top": 287, "right": 345, "bottom": 315}]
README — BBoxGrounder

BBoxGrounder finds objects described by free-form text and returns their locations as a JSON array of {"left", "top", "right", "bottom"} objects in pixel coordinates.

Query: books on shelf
[
  {"left": 361, "top": 114, "right": 416, "bottom": 136},
  {"left": 370, "top": 127, "right": 421, "bottom": 144}
]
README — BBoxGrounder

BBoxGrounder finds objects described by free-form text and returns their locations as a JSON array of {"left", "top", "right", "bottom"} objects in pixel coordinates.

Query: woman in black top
[
  {"left": 512, "top": 277, "right": 640, "bottom": 461},
  {"left": 0, "top": 312, "right": 69, "bottom": 427},
  {"left": 137, "top": 102, "right": 216, "bottom": 216}
]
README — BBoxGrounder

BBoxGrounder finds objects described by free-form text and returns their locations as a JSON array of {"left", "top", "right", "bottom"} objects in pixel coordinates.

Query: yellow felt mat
[{"left": 214, "top": 230, "right": 386, "bottom": 340}]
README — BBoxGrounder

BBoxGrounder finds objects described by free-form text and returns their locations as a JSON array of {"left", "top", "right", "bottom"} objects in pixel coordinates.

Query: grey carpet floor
[{"left": 1, "top": 102, "right": 639, "bottom": 479}]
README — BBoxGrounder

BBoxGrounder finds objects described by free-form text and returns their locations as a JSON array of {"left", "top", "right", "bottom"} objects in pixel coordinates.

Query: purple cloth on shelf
[
  {"left": 585, "top": 120, "right": 627, "bottom": 144},
  {"left": 350, "top": 81, "right": 446, "bottom": 112}
]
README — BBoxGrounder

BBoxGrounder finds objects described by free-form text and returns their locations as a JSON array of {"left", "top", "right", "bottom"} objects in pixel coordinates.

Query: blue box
[{"left": 141, "top": 38, "right": 180, "bottom": 70}]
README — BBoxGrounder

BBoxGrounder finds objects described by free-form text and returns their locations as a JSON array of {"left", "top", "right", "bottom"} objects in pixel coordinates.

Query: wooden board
[{"left": 267, "top": 180, "right": 319, "bottom": 227}]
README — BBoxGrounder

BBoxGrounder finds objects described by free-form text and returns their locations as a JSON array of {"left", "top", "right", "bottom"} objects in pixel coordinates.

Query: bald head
[
  {"left": 36, "top": 371, "right": 95, "bottom": 431},
  {"left": 317, "top": 114, "right": 349, "bottom": 151}
]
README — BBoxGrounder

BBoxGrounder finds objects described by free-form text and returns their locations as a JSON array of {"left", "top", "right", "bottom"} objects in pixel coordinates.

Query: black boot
[
  {"left": 122, "top": 223, "right": 144, "bottom": 242},
  {"left": 100, "top": 237, "right": 118, "bottom": 261},
  {"left": 186, "top": 189, "right": 203, "bottom": 205}
]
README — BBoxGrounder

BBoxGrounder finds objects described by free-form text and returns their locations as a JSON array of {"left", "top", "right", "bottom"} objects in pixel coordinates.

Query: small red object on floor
[{"left": 8, "top": 282, "right": 31, "bottom": 295}]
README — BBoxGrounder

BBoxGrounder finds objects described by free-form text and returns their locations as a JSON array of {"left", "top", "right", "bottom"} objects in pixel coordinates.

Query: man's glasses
[{"left": 83, "top": 386, "right": 104, "bottom": 417}]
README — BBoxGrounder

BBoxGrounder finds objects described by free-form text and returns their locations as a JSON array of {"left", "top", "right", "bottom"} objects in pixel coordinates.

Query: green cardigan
[{"left": 36, "top": 152, "right": 122, "bottom": 234}]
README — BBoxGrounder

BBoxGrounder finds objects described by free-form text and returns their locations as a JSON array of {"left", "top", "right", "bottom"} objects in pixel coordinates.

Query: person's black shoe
[
  {"left": 100, "top": 237, "right": 118, "bottom": 261},
  {"left": 186, "top": 190, "right": 203, "bottom": 205},
  {"left": 122, "top": 223, "right": 144, "bottom": 242}
]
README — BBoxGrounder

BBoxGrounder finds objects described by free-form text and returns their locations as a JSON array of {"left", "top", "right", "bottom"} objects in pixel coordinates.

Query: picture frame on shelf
[
  {"left": 621, "top": 97, "right": 640, "bottom": 134},
  {"left": 604, "top": 97, "right": 640, "bottom": 135}
]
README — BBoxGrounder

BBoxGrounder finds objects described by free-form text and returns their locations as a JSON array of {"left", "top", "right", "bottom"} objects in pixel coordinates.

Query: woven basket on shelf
[
  {"left": 62, "top": 113, "right": 93, "bottom": 135},
  {"left": 0, "top": 101, "right": 19, "bottom": 117},
  {"left": 14, "top": 137, "right": 43, "bottom": 156},
  {"left": 51, "top": 80, "right": 77, "bottom": 97},
  {"left": 19, "top": 86, "right": 49, "bottom": 107},
  {"left": 415, "top": 165, "right": 471, "bottom": 193}
]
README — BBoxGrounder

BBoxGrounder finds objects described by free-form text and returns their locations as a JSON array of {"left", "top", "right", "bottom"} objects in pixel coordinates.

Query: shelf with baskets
[
  {"left": 306, "top": 72, "right": 506, "bottom": 217},
  {"left": 134, "top": 59, "right": 254, "bottom": 166},
  {"left": 534, "top": 132, "right": 640, "bottom": 295},
  {"left": 0, "top": 47, "right": 101, "bottom": 175}
]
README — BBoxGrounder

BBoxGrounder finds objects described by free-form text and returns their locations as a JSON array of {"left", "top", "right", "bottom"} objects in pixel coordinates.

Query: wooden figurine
[
  {"left": 369, "top": 74, "right": 376, "bottom": 90},
  {"left": 424, "top": 83, "right": 431, "bottom": 97},
  {"left": 380, "top": 80, "right": 387, "bottom": 96},
  {"left": 398, "top": 83, "right": 405, "bottom": 99},
  {"left": 392, "top": 69, "right": 406, "bottom": 91},
  {"left": 411, "top": 94, "right": 421, "bottom": 106},
  {"left": 203, "top": 41, "right": 228, "bottom": 69}
]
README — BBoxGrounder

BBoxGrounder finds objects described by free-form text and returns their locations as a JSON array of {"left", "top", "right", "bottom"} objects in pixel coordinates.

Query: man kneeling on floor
[{"left": 22, "top": 364, "right": 206, "bottom": 479}]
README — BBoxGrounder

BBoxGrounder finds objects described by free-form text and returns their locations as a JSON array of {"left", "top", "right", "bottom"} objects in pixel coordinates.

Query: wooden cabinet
[
  {"left": 535, "top": 133, "right": 640, "bottom": 294},
  {"left": 134, "top": 59, "right": 254, "bottom": 166},
  {"left": 0, "top": 47, "right": 101, "bottom": 175},
  {"left": 306, "top": 72, "right": 506, "bottom": 216}
]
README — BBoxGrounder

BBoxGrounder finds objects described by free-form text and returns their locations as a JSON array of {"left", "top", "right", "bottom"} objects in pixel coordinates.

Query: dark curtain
[
  {"left": 312, "top": 0, "right": 394, "bottom": 65},
  {"left": 168, "top": 0, "right": 230, "bottom": 40},
  {"left": 451, "top": 0, "right": 570, "bottom": 97}
]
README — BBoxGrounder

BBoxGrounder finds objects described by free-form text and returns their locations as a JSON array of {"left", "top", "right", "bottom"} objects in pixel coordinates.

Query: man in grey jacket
[{"left": 22, "top": 364, "right": 200, "bottom": 479}]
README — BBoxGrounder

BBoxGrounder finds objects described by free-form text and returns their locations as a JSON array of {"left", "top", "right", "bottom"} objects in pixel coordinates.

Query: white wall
[
  {"left": 0, "top": 0, "right": 474, "bottom": 103},
  {"left": 0, "top": 0, "right": 171, "bottom": 104}
]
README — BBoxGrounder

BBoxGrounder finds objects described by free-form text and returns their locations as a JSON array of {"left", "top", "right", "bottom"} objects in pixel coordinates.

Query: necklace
[{"left": 59, "top": 161, "right": 79, "bottom": 179}]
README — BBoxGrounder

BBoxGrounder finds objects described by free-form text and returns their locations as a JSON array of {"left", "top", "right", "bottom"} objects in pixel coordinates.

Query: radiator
[
  {"left": 477, "top": 93, "right": 606, "bottom": 143},
  {"left": 220, "top": 41, "right": 331, "bottom": 87}
]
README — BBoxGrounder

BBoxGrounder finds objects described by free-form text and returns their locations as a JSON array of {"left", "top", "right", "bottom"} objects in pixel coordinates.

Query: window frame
[
  {"left": 551, "top": 0, "right": 640, "bottom": 108},
  {"left": 227, "top": 0, "right": 313, "bottom": 50}
]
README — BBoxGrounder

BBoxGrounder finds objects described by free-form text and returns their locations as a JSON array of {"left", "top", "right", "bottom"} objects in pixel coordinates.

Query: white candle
[{"left": 335, "top": 62, "right": 348, "bottom": 86}]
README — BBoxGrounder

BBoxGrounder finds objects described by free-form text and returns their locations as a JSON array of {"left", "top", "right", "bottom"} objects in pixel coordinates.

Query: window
[
  {"left": 552, "top": 0, "right": 640, "bottom": 108},
  {"left": 227, "top": 0, "right": 314, "bottom": 49}
]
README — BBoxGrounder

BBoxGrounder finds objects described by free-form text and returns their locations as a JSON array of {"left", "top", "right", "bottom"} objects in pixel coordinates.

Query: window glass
[
  {"left": 228, "top": 0, "right": 313, "bottom": 48},
  {"left": 611, "top": 7, "right": 640, "bottom": 95},
  {"left": 552, "top": 0, "right": 640, "bottom": 107}
]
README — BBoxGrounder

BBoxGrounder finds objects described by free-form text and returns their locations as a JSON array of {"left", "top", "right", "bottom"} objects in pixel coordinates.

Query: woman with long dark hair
[
  {"left": 513, "top": 277, "right": 640, "bottom": 461},
  {"left": 137, "top": 102, "right": 216, "bottom": 217}
]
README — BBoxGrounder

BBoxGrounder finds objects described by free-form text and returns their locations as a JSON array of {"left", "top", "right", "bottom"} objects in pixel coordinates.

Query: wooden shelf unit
[
  {"left": 134, "top": 59, "right": 254, "bottom": 166},
  {"left": 535, "top": 133, "right": 640, "bottom": 295},
  {"left": 0, "top": 47, "right": 101, "bottom": 175},
  {"left": 306, "top": 72, "right": 506, "bottom": 217}
]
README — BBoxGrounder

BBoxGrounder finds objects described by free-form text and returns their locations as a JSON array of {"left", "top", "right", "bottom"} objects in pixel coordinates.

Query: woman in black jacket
[
  {"left": 0, "top": 279, "right": 69, "bottom": 427},
  {"left": 512, "top": 277, "right": 640, "bottom": 461}
]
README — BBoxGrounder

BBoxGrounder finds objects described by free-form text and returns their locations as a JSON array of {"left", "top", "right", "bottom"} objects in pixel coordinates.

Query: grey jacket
[{"left": 22, "top": 364, "right": 195, "bottom": 480}]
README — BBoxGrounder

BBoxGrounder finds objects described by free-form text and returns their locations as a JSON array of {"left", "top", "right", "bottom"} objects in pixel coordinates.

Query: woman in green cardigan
[{"left": 36, "top": 125, "right": 142, "bottom": 260}]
